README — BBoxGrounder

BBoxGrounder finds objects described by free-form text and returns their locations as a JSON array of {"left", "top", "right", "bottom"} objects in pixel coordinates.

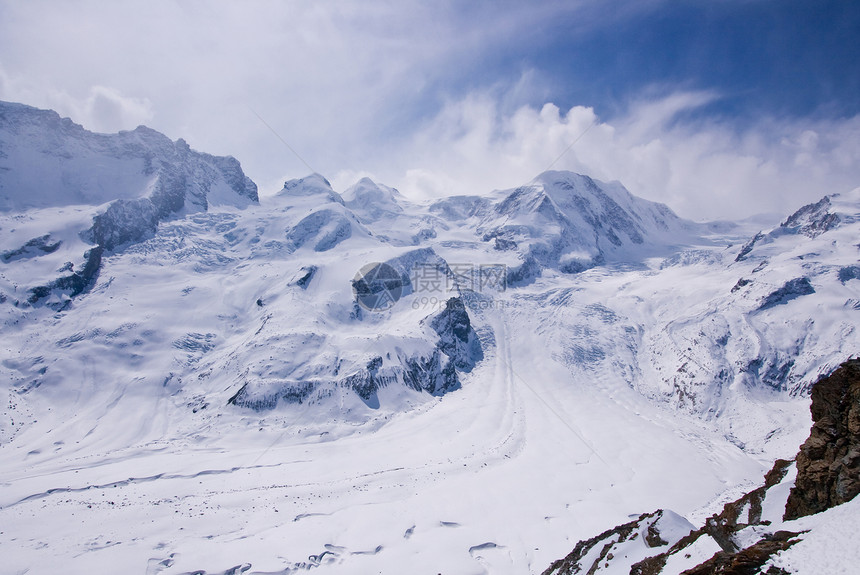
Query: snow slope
[
  {"left": 1, "top": 102, "right": 859, "bottom": 574},
  {"left": 0, "top": 100, "right": 258, "bottom": 309}
]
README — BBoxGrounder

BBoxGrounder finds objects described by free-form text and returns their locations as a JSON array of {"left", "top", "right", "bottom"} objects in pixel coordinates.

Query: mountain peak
[
  {"left": 278, "top": 173, "right": 343, "bottom": 204},
  {"left": 342, "top": 178, "right": 406, "bottom": 223},
  {"left": 481, "top": 170, "right": 693, "bottom": 277}
]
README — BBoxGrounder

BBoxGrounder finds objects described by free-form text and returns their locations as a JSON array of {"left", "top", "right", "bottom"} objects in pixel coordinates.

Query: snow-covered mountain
[
  {"left": 1, "top": 101, "right": 858, "bottom": 574},
  {"left": 0, "top": 100, "right": 258, "bottom": 309},
  {"left": 478, "top": 171, "right": 696, "bottom": 278}
]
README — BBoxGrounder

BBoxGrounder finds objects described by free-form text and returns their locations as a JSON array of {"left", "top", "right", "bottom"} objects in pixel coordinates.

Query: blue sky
[
  {"left": 529, "top": 0, "right": 860, "bottom": 121},
  {"left": 1, "top": 0, "right": 858, "bottom": 219}
]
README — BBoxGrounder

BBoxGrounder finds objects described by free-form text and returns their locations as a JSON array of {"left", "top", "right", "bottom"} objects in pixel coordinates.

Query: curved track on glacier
[{"left": 0, "top": 301, "right": 764, "bottom": 575}]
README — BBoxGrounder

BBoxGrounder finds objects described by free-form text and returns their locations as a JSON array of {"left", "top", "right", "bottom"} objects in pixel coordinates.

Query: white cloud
[
  {"left": 1, "top": 2, "right": 858, "bottom": 221},
  {"left": 377, "top": 89, "right": 860, "bottom": 221},
  {"left": 52, "top": 86, "right": 154, "bottom": 134},
  {"left": 0, "top": 62, "right": 153, "bottom": 133}
]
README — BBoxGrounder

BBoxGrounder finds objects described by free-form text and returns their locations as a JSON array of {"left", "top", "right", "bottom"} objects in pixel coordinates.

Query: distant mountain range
[{"left": 1, "top": 100, "right": 857, "bottom": 574}]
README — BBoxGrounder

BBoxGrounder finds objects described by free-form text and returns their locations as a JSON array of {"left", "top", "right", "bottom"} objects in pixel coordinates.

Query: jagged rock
[
  {"left": 680, "top": 531, "right": 802, "bottom": 575},
  {"left": 227, "top": 380, "right": 317, "bottom": 410},
  {"left": 784, "top": 358, "right": 860, "bottom": 520},
  {"left": 88, "top": 197, "right": 160, "bottom": 250},
  {"left": 0, "top": 100, "right": 258, "bottom": 304},
  {"left": 735, "top": 232, "right": 764, "bottom": 262},
  {"left": 27, "top": 246, "right": 103, "bottom": 303},
  {"left": 838, "top": 265, "right": 860, "bottom": 283},
  {"left": 779, "top": 195, "right": 840, "bottom": 238},
  {"left": 428, "top": 297, "right": 483, "bottom": 372},
  {"left": 734, "top": 191, "right": 856, "bottom": 262},
  {"left": 757, "top": 277, "right": 815, "bottom": 311},
  {"left": 226, "top": 296, "right": 483, "bottom": 411},
  {"left": 545, "top": 360, "right": 860, "bottom": 575},
  {"left": 292, "top": 265, "right": 317, "bottom": 289},
  {"left": 1, "top": 234, "right": 62, "bottom": 262},
  {"left": 542, "top": 510, "right": 695, "bottom": 575},
  {"left": 731, "top": 278, "right": 752, "bottom": 293}
]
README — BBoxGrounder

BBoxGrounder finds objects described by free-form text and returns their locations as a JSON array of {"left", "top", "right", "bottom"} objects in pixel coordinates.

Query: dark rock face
[
  {"left": 779, "top": 195, "right": 840, "bottom": 238},
  {"left": 734, "top": 194, "right": 845, "bottom": 262},
  {"left": 731, "top": 278, "right": 752, "bottom": 293},
  {"left": 542, "top": 359, "right": 860, "bottom": 574},
  {"left": 228, "top": 298, "right": 484, "bottom": 411},
  {"left": 0, "top": 101, "right": 258, "bottom": 304},
  {"left": 27, "top": 246, "right": 103, "bottom": 304},
  {"left": 89, "top": 197, "right": 160, "bottom": 251},
  {"left": 735, "top": 232, "right": 764, "bottom": 262},
  {"left": 784, "top": 358, "right": 860, "bottom": 520},
  {"left": 543, "top": 511, "right": 662, "bottom": 575},
  {"left": 292, "top": 265, "right": 317, "bottom": 289},
  {"left": 429, "top": 297, "right": 484, "bottom": 372},
  {"left": 2, "top": 234, "right": 62, "bottom": 262},
  {"left": 838, "top": 265, "right": 860, "bottom": 283},
  {"left": 227, "top": 380, "right": 316, "bottom": 410},
  {"left": 625, "top": 459, "right": 794, "bottom": 575},
  {"left": 680, "top": 531, "right": 802, "bottom": 575},
  {"left": 757, "top": 277, "right": 815, "bottom": 311}
]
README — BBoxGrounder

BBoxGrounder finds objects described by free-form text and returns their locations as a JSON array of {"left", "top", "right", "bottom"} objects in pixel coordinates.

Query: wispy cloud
[
  {"left": 362, "top": 87, "right": 860, "bottom": 220},
  {"left": 1, "top": 1, "right": 858, "bottom": 220}
]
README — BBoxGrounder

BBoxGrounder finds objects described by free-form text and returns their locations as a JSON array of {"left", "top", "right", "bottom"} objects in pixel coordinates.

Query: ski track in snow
[{"left": 0, "top": 291, "right": 768, "bottom": 574}]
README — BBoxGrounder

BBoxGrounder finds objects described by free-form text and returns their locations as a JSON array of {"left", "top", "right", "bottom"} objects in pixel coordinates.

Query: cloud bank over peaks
[
  {"left": 0, "top": 66, "right": 153, "bottom": 134},
  {"left": 365, "top": 88, "right": 860, "bottom": 222}
]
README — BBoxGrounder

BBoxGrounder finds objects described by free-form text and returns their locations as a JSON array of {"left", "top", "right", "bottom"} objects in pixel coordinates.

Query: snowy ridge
[
  {"left": 477, "top": 171, "right": 696, "bottom": 278},
  {"left": 0, "top": 100, "right": 258, "bottom": 307}
]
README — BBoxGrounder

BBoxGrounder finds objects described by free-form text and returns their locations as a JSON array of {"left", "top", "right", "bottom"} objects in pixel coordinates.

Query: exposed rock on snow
[
  {"left": 542, "top": 510, "right": 696, "bottom": 575},
  {"left": 757, "top": 277, "right": 815, "bottom": 311},
  {"left": 427, "top": 296, "right": 484, "bottom": 372},
  {"left": 733, "top": 188, "right": 860, "bottom": 262},
  {"left": 478, "top": 171, "right": 695, "bottom": 277},
  {"left": 2, "top": 99, "right": 860, "bottom": 575},
  {"left": 779, "top": 195, "right": 840, "bottom": 238},
  {"left": 784, "top": 358, "right": 860, "bottom": 520},
  {"left": 1, "top": 234, "right": 62, "bottom": 262},
  {"left": 543, "top": 359, "right": 860, "bottom": 575},
  {"left": 0, "top": 100, "right": 258, "bottom": 304}
]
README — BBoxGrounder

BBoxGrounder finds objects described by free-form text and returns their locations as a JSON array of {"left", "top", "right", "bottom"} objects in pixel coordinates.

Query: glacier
[{"left": 1, "top": 101, "right": 858, "bottom": 574}]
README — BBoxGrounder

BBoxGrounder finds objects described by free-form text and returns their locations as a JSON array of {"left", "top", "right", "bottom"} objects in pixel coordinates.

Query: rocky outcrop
[
  {"left": 678, "top": 531, "right": 801, "bottom": 575},
  {"left": 228, "top": 297, "right": 483, "bottom": 411},
  {"left": 0, "top": 100, "right": 258, "bottom": 305},
  {"left": 779, "top": 195, "right": 840, "bottom": 238},
  {"left": 428, "top": 297, "right": 483, "bottom": 372},
  {"left": 542, "top": 510, "right": 695, "bottom": 575},
  {"left": 757, "top": 278, "right": 815, "bottom": 312},
  {"left": 1, "top": 234, "right": 62, "bottom": 262},
  {"left": 784, "top": 358, "right": 860, "bottom": 520},
  {"left": 543, "top": 358, "right": 860, "bottom": 575},
  {"left": 27, "top": 246, "right": 103, "bottom": 304},
  {"left": 734, "top": 192, "right": 854, "bottom": 263},
  {"left": 734, "top": 232, "right": 764, "bottom": 262}
]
